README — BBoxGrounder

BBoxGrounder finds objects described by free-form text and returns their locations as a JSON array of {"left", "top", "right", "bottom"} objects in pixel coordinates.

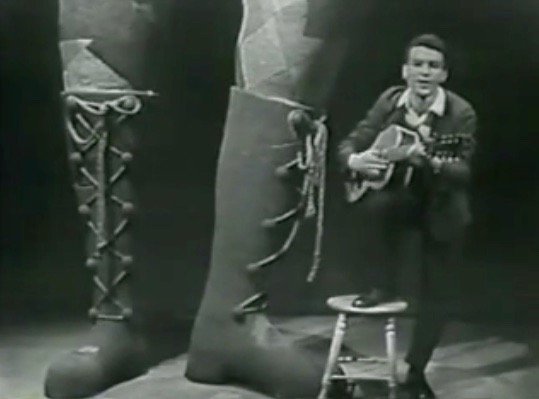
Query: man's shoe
[
  {"left": 401, "top": 367, "right": 436, "bottom": 399},
  {"left": 351, "top": 288, "right": 393, "bottom": 308}
]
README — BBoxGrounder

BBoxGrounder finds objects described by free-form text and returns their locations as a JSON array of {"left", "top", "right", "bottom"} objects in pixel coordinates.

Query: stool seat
[
  {"left": 327, "top": 295, "right": 408, "bottom": 315},
  {"left": 318, "top": 295, "right": 409, "bottom": 399}
]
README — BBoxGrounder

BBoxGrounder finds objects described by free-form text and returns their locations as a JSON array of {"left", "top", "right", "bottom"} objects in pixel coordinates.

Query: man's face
[{"left": 402, "top": 45, "right": 448, "bottom": 98}]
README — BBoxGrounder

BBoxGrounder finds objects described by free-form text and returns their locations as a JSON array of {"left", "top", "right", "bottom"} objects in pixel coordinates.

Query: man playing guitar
[{"left": 337, "top": 34, "right": 477, "bottom": 399}]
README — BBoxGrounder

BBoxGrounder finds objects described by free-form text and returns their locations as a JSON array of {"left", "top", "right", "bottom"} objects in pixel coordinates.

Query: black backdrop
[
  {"left": 318, "top": 0, "right": 539, "bottom": 319},
  {"left": 1, "top": 0, "right": 538, "bottom": 323}
]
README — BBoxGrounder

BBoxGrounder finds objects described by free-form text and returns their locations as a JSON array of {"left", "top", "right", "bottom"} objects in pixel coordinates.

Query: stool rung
[
  {"left": 332, "top": 360, "right": 391, "bottom": 381},
  {"left": 331, "top": 373, "right": 389, "bottom": 381},
  {"left": 338, "top": 356, "right": 388, "bottom": 363}
]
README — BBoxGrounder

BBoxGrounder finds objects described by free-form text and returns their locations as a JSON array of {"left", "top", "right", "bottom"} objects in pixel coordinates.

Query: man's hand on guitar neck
[
  {"left": 406, "top": 142, "right": 444, "bottom": 173},
  {"left": 347, "top": 149, "right": 389, "bottom": 180},
  {"left": 405, "top": 142, "right": 428, "bottom": 167}
]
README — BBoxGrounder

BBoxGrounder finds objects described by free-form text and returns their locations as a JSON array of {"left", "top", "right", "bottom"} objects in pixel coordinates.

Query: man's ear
[
  {"left": 440, "top": 69, "right": 449, "bottom": 83},
  {"left": 401, "top": 64, "right": 408, "bottom": 80}
]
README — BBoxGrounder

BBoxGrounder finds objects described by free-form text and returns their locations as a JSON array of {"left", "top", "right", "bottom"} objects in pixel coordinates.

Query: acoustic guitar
[{"left": 344, "top": 124, "right": 468, "bottom": 203}]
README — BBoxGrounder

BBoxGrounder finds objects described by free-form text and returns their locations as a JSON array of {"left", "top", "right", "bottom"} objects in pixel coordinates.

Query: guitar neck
[{"left": 381, "top": 136, "right": 464, "bottom": 162}]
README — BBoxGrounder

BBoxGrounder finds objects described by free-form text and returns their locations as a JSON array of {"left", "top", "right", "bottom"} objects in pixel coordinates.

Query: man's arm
[
  {"left": 337, "top": 88, "right": 395, "bottom": 169},
  {"left": 433, "top": 106, "right": 477, "bottom": 186}
]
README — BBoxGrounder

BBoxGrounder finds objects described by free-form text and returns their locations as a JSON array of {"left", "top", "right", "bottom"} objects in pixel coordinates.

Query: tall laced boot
[
  {"left": 44, "top": 84, "right": 156, "bottom": 399},
  {"left": 44, "top": 2, "right": 165, "bottom": 397},
  {"left": 185, "top": 88, "right": 333, "bottom": 399},
  {"left": 185, "top": 2, "right": 352, "bottom": 397}
]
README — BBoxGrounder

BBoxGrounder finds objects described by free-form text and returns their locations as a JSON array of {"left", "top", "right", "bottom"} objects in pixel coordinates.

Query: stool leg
[
  {"left": 385, "top": 316, "right": 397, "bottom": 399},
  {"left": 318, "top": 313, "right": 347, "bottom": 399}
]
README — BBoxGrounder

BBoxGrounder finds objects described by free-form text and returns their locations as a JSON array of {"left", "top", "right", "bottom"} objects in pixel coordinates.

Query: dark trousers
[{"left": 352, "top": 188, "right": 464, "bottom": 371}]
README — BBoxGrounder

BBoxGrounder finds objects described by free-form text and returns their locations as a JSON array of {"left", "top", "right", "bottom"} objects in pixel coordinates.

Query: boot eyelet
[
  {"left": 78, "top": 204, "right": 91, "bottom": 215},
  {"left": 122, "top": 308, "right": 133, "bottom": 320},
  {"left": 85, "top": 257, "right": 99, "bottom": 269},
  {"left": 121, "top": 255, "right": 133, "bottom": 267},
  {"left": 121, "top": 152, "right": 133, "bottom": 163},
  {"left": 69, "top": 152, "right": 83, "bottom": 164},
  {"left": 122, "top": 202, "right": 135, "bottom": 214},
  {"left": 88, "top": 307, "right": 98, "bottom": 320}
]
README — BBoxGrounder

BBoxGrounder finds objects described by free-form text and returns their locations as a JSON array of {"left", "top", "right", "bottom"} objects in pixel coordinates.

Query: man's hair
[{"left": 404, "top": 33, "right": 448, "bottom": 68}]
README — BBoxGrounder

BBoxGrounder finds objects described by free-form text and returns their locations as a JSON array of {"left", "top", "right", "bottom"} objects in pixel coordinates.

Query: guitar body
[{"left": 345, "top": 124, "right": 421, "bottom": 203}]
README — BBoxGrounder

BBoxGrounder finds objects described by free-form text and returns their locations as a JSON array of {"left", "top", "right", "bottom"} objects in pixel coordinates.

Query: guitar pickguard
[{"left": 344, "top": 125, "right": 422, "bottom": 203}]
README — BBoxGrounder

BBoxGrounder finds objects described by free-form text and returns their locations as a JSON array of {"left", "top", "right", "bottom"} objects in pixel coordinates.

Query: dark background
[{"left": 1, "top": 0, "right": 538, "bottom": 325}]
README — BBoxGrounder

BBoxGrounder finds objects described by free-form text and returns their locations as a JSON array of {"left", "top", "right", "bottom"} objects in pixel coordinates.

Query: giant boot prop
[
  {"left": 45, "top": 1, "right": 163, "bottom": 397},
  {"left": 186, "top": 1, "right": 351, "bottom": 398},
  {"left": 44, "top": 87, "right": 152, "bottom": 399}
]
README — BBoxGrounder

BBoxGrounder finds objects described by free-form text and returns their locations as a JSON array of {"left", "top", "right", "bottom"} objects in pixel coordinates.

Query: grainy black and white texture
[{"left": 0, "top": 1, "right": 538, "bottom": 399}]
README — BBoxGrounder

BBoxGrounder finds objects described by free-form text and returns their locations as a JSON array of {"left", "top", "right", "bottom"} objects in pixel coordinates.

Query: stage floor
[{"left": 1, "top": 316, "right": 538, "bottom": 399}]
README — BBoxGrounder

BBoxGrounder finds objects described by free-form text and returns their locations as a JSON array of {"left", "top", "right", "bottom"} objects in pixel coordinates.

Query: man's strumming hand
[{"left": 347, "top": 149, "right": 388, "bottom": 179}]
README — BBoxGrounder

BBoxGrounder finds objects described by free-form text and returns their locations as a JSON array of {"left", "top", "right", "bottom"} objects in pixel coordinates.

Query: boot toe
[
  {"left": 45, "top": 349, "right": 108, "bottom": 399},
  {"left": 45, "top": 334, "right": 148, "bottom": 399}
]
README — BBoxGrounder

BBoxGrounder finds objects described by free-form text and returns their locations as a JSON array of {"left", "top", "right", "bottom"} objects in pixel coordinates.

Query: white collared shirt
[{"left": 397, "top": 87, "right": 446, "bottom": 128}]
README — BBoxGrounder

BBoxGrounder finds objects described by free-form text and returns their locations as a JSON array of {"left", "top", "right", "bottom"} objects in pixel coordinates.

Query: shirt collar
[{"left": 397, "top": 87, "right": 446, "bottom": 116}]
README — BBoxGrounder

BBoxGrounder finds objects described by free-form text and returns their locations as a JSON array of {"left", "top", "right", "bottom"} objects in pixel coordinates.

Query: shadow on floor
[{"left": 1, "top": 316, "right": 538, "bottom": 399}]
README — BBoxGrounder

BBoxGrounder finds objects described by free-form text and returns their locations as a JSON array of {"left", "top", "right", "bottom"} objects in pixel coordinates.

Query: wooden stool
[{"left": 318, "top": 295, "right": 408, "bottom": 399}]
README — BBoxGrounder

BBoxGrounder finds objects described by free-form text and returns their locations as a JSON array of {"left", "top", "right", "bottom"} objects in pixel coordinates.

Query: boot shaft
[
  {"left": 58, "top": 0, "right": 241, "bottom": 324},
  {"left": 64, "top": 90, "right": 154, "bottom": 322},
  {"left": 59, "top": 0, "right": 156, "bottom": 323}
]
